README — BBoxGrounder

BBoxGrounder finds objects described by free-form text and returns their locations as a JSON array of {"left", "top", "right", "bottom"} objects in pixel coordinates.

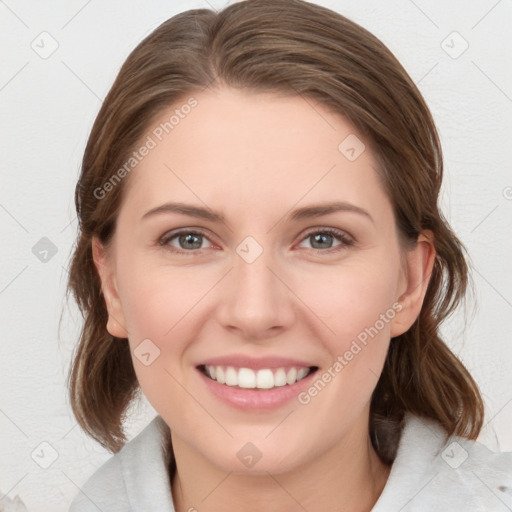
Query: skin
[{"left": 92, "top": 87, "right": 435, "bottom": 512}]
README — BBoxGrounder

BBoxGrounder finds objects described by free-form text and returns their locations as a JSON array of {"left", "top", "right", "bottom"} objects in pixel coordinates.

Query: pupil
[
  {"left": 181, "top": 233, "right": 201, "bottom": 249},
  {"left": 311, "top": 233, "right": 332, "bottom": 249}
]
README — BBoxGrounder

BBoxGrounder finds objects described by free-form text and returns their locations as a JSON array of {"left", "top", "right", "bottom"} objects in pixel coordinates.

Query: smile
[{"left": 198, "top": 364, "right": 318, "bottom": 390}]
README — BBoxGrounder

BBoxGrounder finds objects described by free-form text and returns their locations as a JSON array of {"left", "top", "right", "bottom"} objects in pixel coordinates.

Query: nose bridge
[
  {"left": 218, "top": 234, "right": 295, "bottom": 336},
  {"left": 234, "top": 236, "right": 280, "bottom": 309}
]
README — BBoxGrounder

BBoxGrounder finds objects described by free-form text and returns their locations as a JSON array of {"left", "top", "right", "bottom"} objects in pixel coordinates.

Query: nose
[{"left": 216, "top": 243, "right": 297, "bottom": 341}]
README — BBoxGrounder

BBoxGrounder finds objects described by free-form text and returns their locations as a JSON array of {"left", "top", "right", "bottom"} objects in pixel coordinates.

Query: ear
[
  {"left": 91, "top": 236, "right": 129, "bottom": 338},
  {"left": 390, "top": 231, "right": 436, "bottom": 338}
]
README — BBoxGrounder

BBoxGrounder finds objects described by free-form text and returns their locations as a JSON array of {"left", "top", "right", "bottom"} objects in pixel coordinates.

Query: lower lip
[{"left": 196, "top": 367, "right": 317, "bottom": 411}]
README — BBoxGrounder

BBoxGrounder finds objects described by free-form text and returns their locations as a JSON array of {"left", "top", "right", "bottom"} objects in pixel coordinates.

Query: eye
[
  {"left": 296, "top": 228, "right": 354, "bottom": 252},
  {"left": 158, "top": 229, "right": 214, "bottom": 254},
  {"left": 158, "top": 227, "right": 354, "bottom": 256}
]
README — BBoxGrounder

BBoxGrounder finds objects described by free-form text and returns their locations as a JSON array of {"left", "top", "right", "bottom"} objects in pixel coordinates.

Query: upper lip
[{"left": 197, "top": 355, "right": 317, "bottom": 370}]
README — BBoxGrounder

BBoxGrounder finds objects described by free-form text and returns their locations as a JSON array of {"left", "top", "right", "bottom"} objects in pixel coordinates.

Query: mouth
[{"left": 197, "top": 364, "right": 319, "bottom": 390}]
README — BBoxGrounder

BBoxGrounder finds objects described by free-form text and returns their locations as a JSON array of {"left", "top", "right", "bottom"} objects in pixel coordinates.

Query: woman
[{"left": 66, "top": 1, "right": 511, "bottom": 510}]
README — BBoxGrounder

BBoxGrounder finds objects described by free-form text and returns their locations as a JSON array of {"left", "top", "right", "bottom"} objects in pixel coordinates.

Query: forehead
[{"left": 119, "top": 87, "right": 391, "bottom": 227}]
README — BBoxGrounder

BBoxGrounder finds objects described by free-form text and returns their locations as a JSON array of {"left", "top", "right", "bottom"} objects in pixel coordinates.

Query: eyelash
[{"left": 157, "top": 227, "right": 354, "bottom": 256}]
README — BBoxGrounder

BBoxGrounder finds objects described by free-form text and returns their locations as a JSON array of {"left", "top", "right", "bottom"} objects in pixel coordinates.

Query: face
[{"left": 93, "top": 87, "right": 433, "bottom": 475}]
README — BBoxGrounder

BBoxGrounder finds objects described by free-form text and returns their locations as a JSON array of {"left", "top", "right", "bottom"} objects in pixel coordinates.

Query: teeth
[
  {"left": 225, "top": 366, "right": 238, "bottom": 386},
  {"left": 216, "top": 367, "right": 225, "bottom": 384},
  {"left": 273, "top": 368, "right": 287, "bottom": 387},
  {"left": 297, "top": 368, "right": 308, "bottom": 381},
  {"left": 286, "top": 367, "right": 297, "bottom": 385},
  {"left": 203, "top": 365, "right": 313, "bottom": 389},
  {"left": 239, "top": 368, "right": 256, "bottom": 388},
  {"left": 256, "top": 369, "right": 274, "bottom": 389}
]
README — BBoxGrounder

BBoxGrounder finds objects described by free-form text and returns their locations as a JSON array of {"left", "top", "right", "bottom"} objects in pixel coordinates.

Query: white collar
[{"left": 116, "top": 413, "right": 512, "bottom": 511}]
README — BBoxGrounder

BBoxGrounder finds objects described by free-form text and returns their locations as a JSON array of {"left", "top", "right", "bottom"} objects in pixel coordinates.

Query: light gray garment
[{"left": 69, "top": 413, "right": 512, "bottom": 511}]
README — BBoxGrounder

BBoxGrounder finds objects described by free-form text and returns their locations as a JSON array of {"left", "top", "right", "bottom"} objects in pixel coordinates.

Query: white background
[{"left": 1, "top": 1, "right": 511, "bottom": 510}]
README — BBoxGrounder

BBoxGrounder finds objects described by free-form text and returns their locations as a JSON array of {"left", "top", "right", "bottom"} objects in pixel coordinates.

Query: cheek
[
  {"left": 115, "top": 246, "right": 190, "bottom": 331},
  {"left": 116, "top": 265, "right": 197, "bottom": 417},
  {"left": 119, "top": 278, "right": 170, "bottom": 337},
  {"left": 294, "top": 260, "right": 400, "bottom": 424},
  {"left": 300, "top": 256, "right": 400, "bottom": 348},
  {"left": 115, "top": 259, "right": 218, "bottom": 389}
]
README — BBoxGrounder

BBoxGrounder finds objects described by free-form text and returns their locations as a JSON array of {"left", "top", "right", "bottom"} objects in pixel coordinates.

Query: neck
[{"left": 170, "top": 425, "right": 391, "bottom": 512}]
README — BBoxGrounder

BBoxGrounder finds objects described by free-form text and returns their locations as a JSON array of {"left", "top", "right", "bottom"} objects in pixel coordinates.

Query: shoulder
[
  {"left": 68, "top": 416, "right": 175, "bottom": 512},
  {"left": 372, "top": 413, "right": 512, "bottom": 511}
]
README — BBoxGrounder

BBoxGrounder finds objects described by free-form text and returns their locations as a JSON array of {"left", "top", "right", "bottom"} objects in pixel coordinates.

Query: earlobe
[
  {"left": 91, "top": 236, "right": 129, "bottom": 339},
  {"left": 390, "top": 231, "right": 436, "bottom": 338}
]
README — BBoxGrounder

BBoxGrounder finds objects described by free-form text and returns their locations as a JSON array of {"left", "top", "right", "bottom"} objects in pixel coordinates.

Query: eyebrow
[{"left": 141, "top": 201, "right": 374, "bottom": 224}]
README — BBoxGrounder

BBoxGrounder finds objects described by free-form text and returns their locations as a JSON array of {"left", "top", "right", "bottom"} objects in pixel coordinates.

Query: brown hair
[{"left": 66, "top": 0, "right": 484, "bottom": 460}]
